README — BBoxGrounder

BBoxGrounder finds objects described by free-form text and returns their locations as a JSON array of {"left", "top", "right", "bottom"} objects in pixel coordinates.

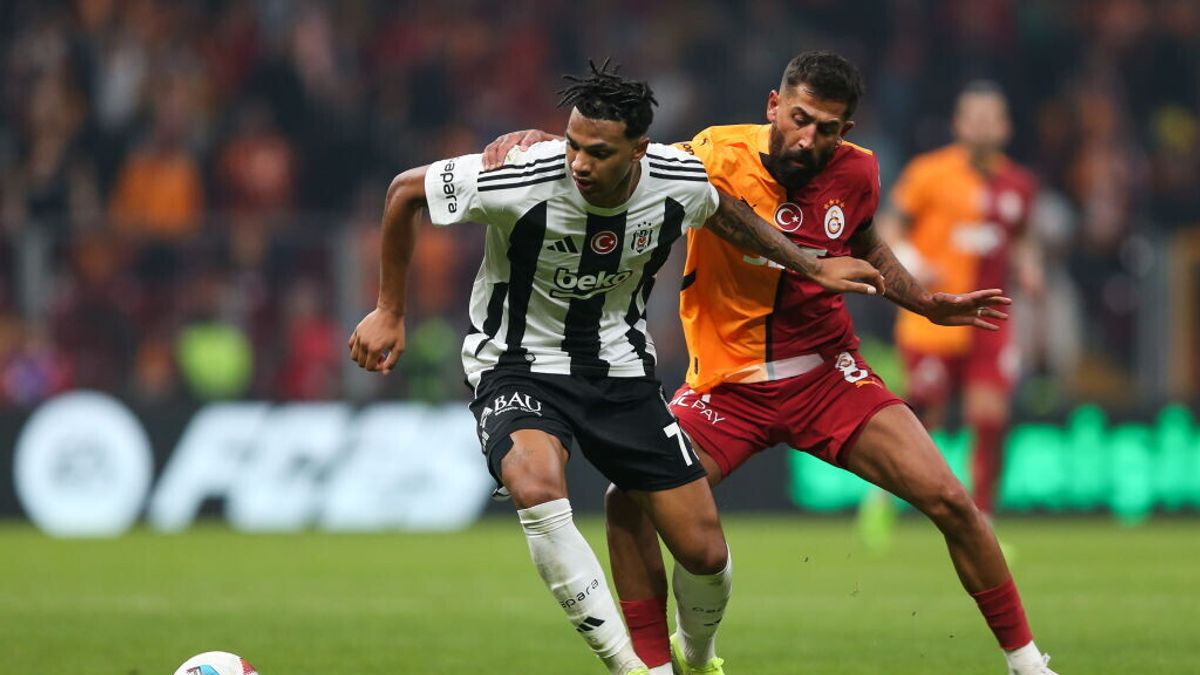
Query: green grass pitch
[{"left": 1, "top": 516, "right": 1197, "bottom": 674}]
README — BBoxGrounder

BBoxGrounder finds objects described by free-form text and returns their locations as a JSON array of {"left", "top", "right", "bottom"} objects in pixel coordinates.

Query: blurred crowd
[{"left": 0, "top": 0, "right": 1198, "bottom": 410}]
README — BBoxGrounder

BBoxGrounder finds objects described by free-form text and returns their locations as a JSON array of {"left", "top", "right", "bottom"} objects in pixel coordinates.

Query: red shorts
[
  {"left": 668, "top": 351, "right": 905, "bottom": 477},
  {"left": 901, "top": 323, "right": 1017, "bottom": 408}
]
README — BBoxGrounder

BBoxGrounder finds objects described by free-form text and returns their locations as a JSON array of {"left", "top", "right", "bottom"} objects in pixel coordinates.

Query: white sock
[
  {"left": 1005, "top": 640, "right": 1044, "bottom": 671},
  {"left": 672, "top": 549, "right": 732, "bottom": 666},
  {"left": 648, "top": 665, "right": 673, "bottom": 675},
  {"left": 518, "top": 498, "right": 644, "bottom": 675}
]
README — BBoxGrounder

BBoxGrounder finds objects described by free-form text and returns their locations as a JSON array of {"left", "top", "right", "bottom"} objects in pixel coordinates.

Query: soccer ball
[{"left": 173, "top": 651, "right": 258, "bottom": 675}]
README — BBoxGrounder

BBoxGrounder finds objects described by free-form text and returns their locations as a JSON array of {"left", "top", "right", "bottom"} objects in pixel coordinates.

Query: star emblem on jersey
[
  {"left": 773, "top": 202, "right": 804, "bottom": 232},
  {"left": 822, "top": 198, "right": 846, "bottom": 239},
  {"left": 590, "top": 230, "right": 619, "bottom": 254}
]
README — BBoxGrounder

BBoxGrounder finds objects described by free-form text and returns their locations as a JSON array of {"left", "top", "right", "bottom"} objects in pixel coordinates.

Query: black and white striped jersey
[{"left": 423, "top": 139, "right": 719, "bottom": 387}]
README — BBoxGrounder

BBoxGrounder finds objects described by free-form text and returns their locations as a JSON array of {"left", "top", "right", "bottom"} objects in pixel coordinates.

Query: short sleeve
[
  {"left": 423, "top": 153, "right": 487, "bottom": 226},
  {"left": 673, "top": 128, "right": 716, "bottom": 166},
  {"left": 654, "top": 140, "right": 720, "bottom": 230},
  {"left": 673, "top": 126, "right": 742, "bottom": 197},
  {"left": 859, "top": 154, "right": 882, "bottom": 228},
  {"left": 689, "top": 183, "right": 720, "bottom": 230}
]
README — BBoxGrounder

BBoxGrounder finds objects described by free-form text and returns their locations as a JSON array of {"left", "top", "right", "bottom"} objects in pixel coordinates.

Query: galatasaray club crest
[
  {"left": 774, "top": 202, "right": 804, "bottom": 232},
  {"left": 630, "top": 228, "right": 653, "bottom": 253},
  {"left": 590, "top": 230, "right": 619, "bottom": 254},
  {"left": 823, "top": 198, "right": 846, "bottom": 239}
]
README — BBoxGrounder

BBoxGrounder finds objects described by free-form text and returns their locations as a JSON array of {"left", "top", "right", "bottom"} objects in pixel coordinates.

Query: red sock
[
  {"left": 971, "top": 577, "right": 1034, "bottom": 650},
  {"left": 971, "top": 421, "right": 1005, "bottom": 515},
  {"left": 620, "top": 596, "right": 670, "bottom": 667}
]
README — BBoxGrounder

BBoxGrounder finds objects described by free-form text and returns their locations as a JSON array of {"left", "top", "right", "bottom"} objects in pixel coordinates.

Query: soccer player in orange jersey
[
  {"left": 485, "top": 53, "right": 1057, "bottom": 675},
  {"left": 880, "top": 80, "right": 1042, "bottom": 519}
]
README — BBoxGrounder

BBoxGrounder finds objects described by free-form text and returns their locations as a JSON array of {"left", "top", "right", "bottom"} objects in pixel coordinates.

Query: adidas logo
[
  {"left": 575, "top": 616, "right": 606, "bottom": 632},
  {"left": 545, "top": 237, "right": 580, "bottom": 253}
]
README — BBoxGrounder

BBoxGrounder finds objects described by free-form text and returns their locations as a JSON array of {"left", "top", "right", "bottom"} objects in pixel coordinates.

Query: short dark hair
[
  {"left": 557, "top": 59, "right": 658, "bottom": 138},
  {"left": 780, "top": 51, "right": 865, "bottom": 119},
  {"left": 958, "top": 79, "right": 1007, "bottom": 103}
]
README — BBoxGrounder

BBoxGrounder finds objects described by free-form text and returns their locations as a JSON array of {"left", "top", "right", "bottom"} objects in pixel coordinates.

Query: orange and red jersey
[
  {"left": 676, "top": 124, "right": 880, "bottom": 393},
  {"left": 890, "top": 145, "right": 1037, "bottom": 355}
]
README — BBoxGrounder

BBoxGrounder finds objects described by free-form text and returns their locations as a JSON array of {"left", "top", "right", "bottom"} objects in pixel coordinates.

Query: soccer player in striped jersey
[
  {"left": 485, "top": 53, "right": 1058, "bottom": 675},
  {"left": 348, "top": 61, "right": 883, "bottom": 675}
]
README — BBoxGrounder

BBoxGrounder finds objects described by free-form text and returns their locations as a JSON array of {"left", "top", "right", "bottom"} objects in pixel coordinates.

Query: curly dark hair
[
  {"left": 781, "top": 51, "right": 865, "bottom": 119},
  {"left": 557, "top": 59, "right": 658, "bottom": 138}
]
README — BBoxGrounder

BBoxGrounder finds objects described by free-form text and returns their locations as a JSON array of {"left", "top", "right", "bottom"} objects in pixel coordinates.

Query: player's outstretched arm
[
  {"left": 347, "top": 166, "right": 429, "bottom": 373},
  {"left": 481, "top": 129, "right": 562, "bottom": 170},
  {"left": 849, "top": 225, "right": 1011, "bottom": 329},
  {"left": 706, "top": 191, "right": 885, "bottom": 295}
]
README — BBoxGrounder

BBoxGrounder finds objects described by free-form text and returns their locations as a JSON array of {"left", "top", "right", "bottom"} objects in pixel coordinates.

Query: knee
[
  {"left": 500, "top": 442, "right": 566, "bottom": 508},
  {"left": 505, "top": 476, "right": 563, "bottom": 509},
  {"left": 918, "top": 481, "right": 980, "bottom": 532},
  {"left": 677, "top": 532, "right": 729, "bottom": 576}
]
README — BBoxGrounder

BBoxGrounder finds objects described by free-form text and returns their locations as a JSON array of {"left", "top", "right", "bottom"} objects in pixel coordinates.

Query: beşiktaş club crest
[
  {"left": 822, "top": 198, "right": 846, "bottom": 239},
  {"left": 773, "top": 202, "right": 804, "bottom": 232},
  {"left": 630, "top": 224, "right": 653, "bottom": 253},
  {"left": 590, "top": 230, "right": 619, "bottom": 254}
]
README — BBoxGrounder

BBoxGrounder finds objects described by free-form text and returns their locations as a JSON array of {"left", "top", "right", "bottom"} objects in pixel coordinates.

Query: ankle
[
  {"left": 600, "top": 650, "right": 644, "bottom": 675},
  {"left": 1004, "top": 640, "right": 1041, "bottom": 666}
]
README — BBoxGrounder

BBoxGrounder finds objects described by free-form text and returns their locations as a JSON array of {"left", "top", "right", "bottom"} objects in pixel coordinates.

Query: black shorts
[{"left": 468, "top": 369, "right": 706, "bottom": 492}]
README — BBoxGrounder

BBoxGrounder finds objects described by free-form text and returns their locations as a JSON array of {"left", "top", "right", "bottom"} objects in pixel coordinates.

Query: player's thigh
[
  {"left": 628, "top": 477, "right": 727, "bottom": 575},
  {"left": 469, "top": 371, "right": 576, "bottom": 506},
  {"left": 498, "top": 429, "right": 571, "bottom": 508},
  {"left": 785, "top": 351, "right": 905, "bottom": 468},
  {"left": 667, "top": 382, "right": 773, "bottom": 483},
  {"left": 693, "top": 446, "right": 725, "bottom": 487},
  {"left": 842, "top": 403, "right": 967, "bottom": 509},
  {"left": 580, "top": 383, "right": 726, "bottom": 573}
]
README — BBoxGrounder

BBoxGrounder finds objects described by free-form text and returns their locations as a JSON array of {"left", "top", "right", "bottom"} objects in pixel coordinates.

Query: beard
[{"left": 761, "top": 124, "right": 835, "bottom": 190}]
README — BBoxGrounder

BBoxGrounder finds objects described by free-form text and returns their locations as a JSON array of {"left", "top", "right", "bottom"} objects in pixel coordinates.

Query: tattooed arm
[
  {"left": 849, "top": 223, "right": 932, "bottom": 314},
  {"left": 849, "top": 224, "right": 1011, "bottom": 329},
  {"left": 706, "top": 191, "right": 885, "bottom": 295}
]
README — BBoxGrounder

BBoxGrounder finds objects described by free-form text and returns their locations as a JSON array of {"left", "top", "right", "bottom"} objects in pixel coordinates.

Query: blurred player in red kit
[{"left": 880, "top": 80, "right": 1042, "bottom": 518}]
